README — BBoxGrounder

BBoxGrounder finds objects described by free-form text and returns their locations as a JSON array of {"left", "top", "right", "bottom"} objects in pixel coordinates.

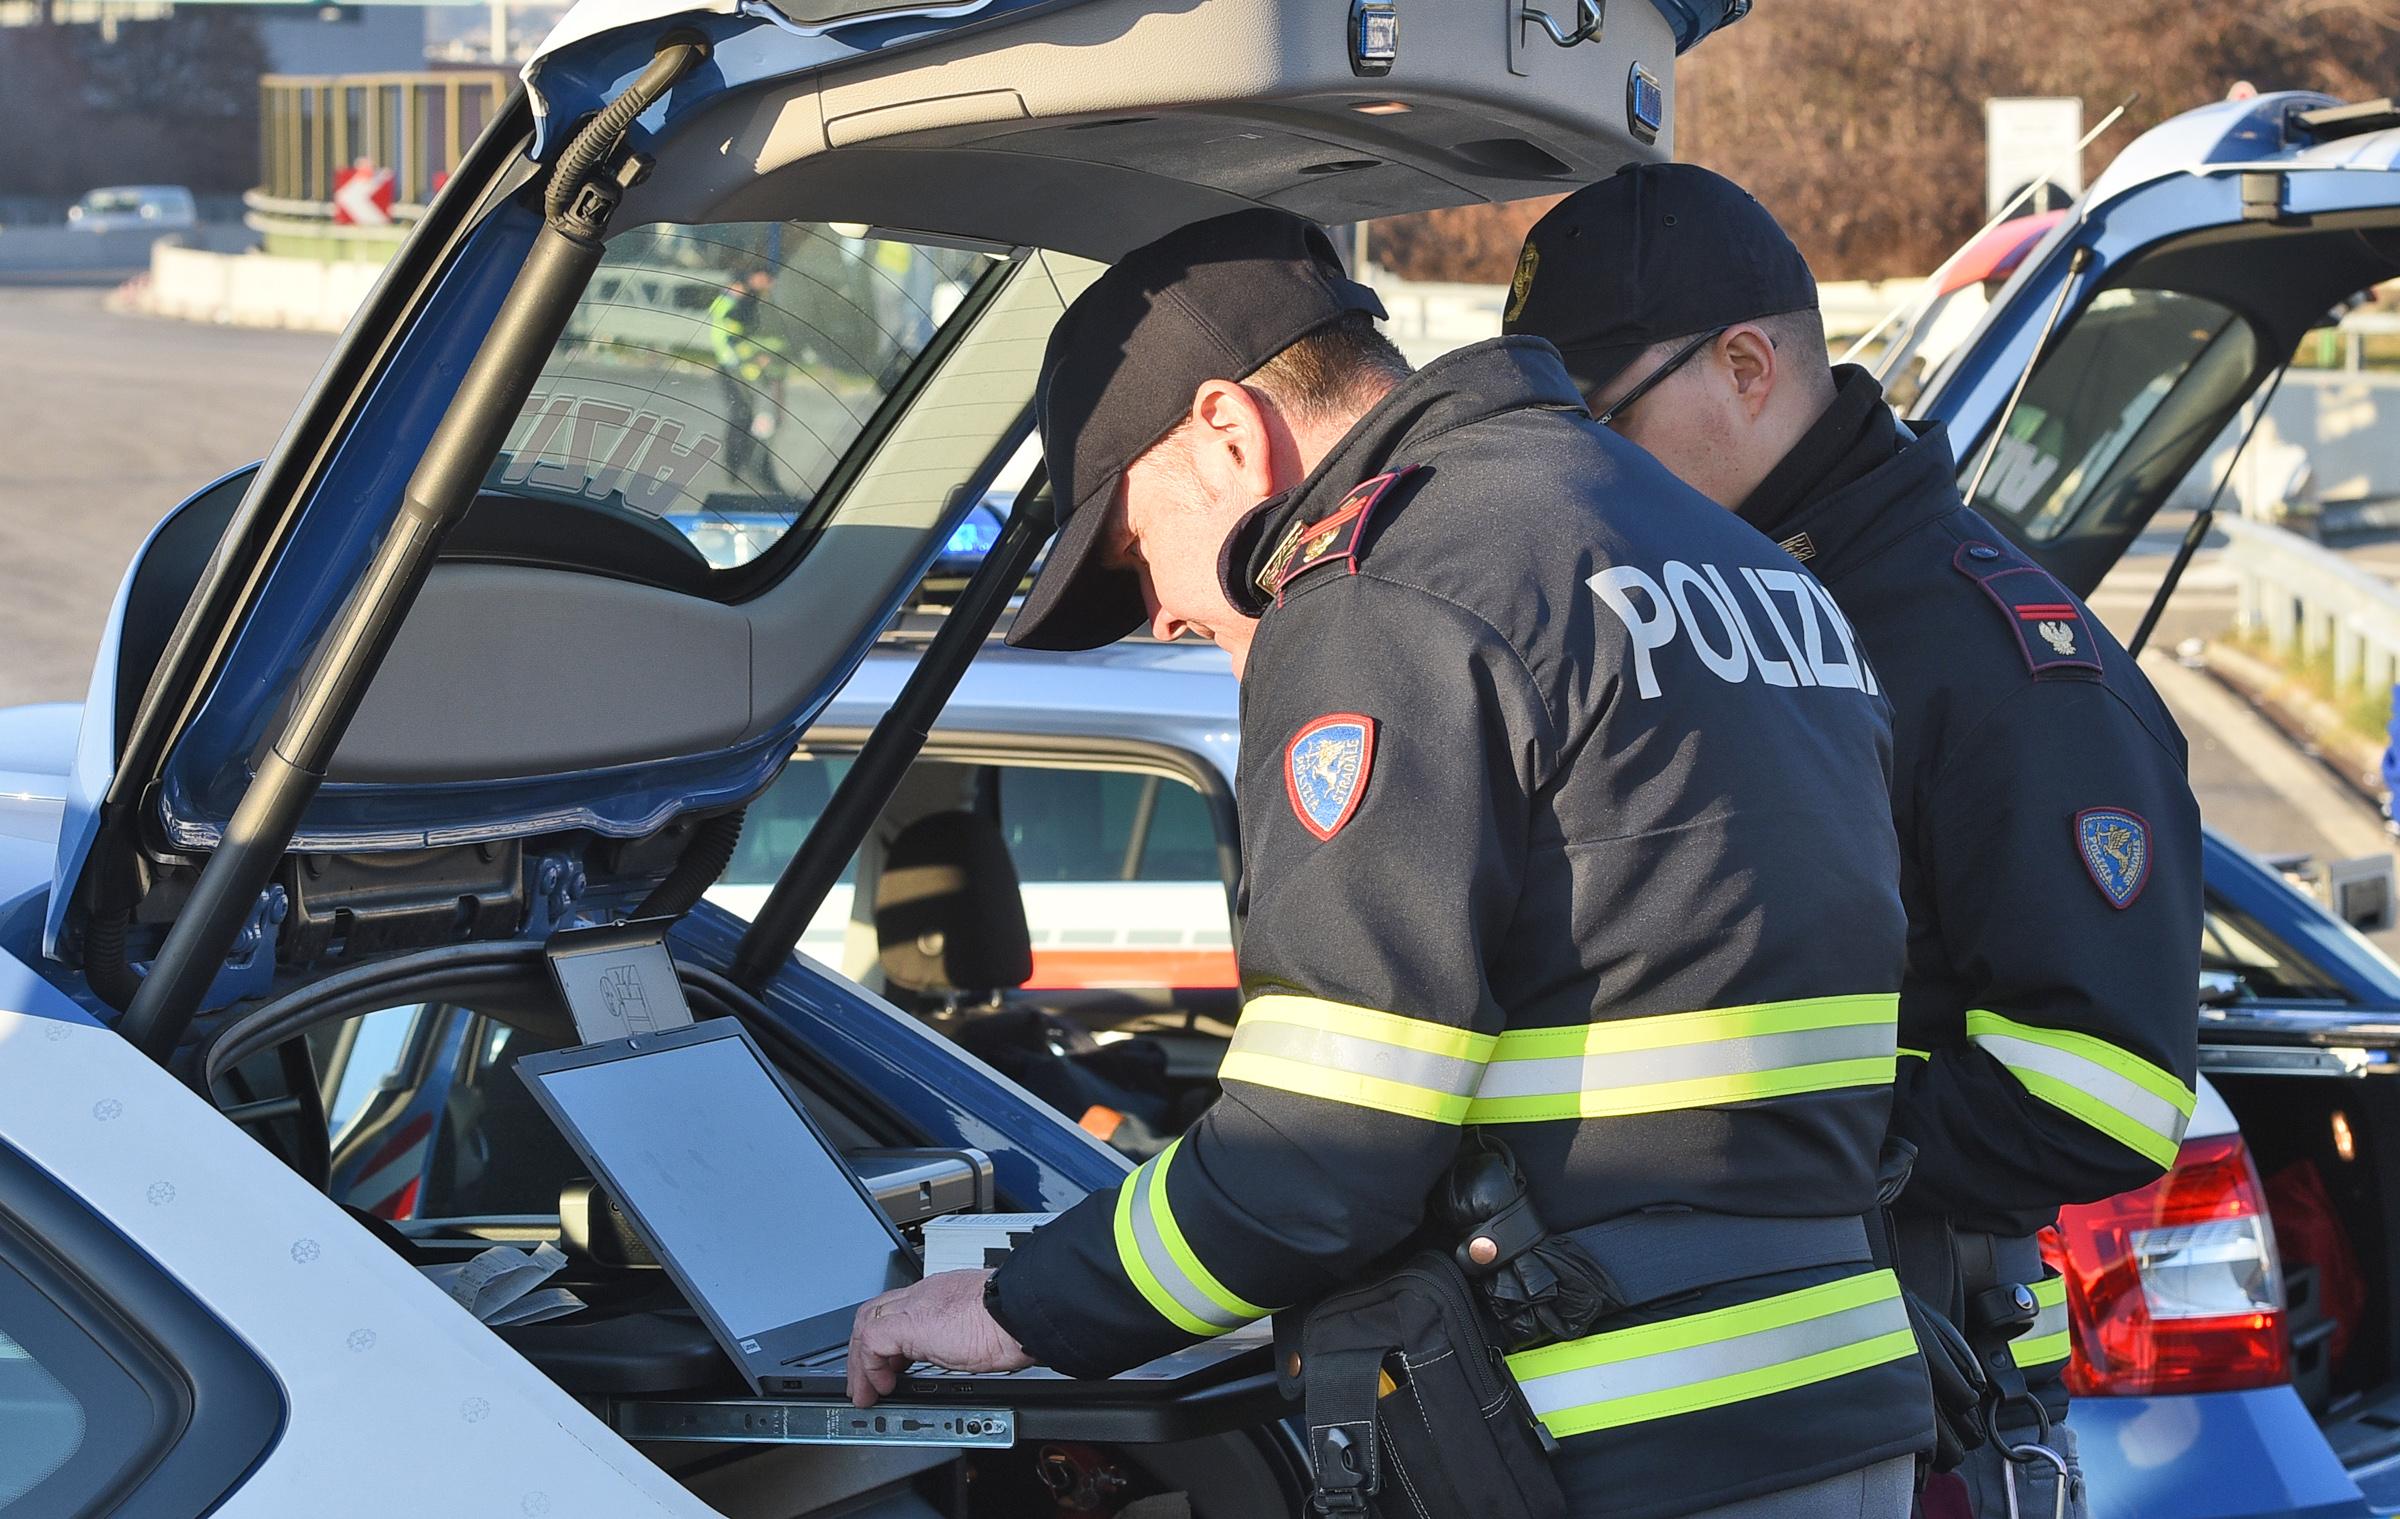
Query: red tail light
[{"left": 2044, "top": 1133, "right": 2288, "bottom": 1396}]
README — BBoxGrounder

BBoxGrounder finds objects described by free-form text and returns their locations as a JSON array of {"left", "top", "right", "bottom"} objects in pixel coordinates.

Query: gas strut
[
  {"left": 2127, "top": 362, "right": 2291, "bottom": 658},
  {"left": 120, "top": 35, "right": 711, "bottom": 1062},
  {"left": 730, "top": 466, "right": 1056, "bottom": 990}
]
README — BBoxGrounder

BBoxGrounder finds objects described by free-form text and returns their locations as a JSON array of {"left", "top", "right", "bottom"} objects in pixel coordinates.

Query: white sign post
[{"left": 1986, "top": 97, "right": 2085, "bottom": 218}]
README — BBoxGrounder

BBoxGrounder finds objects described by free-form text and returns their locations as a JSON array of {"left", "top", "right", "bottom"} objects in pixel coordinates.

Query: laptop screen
[{"left": 529, "top": 1027, "right": 911, "bottom": 1343}]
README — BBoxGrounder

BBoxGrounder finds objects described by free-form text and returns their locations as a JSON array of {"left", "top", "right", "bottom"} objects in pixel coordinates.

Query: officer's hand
[{"left": 847, "top": 1269, "right": 1032, "bottom": 1407}]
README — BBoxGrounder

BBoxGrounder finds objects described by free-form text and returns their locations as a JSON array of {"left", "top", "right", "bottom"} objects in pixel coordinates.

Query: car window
[
  {"left": 1963, "top": 287, "right": 2260, "bottom": 542},
  {"left": 486, "top": 221, "right": 1006, "bottom": 577},
  {"left": 713, "top": 753, "right": 1236, "bottom": 991},
  {"left": 0, "top": 1264, "right": 156, "bottom": 1512},
  {"left": 2202, "top": 896, "right": 2350, "bottom": 1001},
  {"left": 0, "top": 1160, "right": 277, "bottom": 1517}
]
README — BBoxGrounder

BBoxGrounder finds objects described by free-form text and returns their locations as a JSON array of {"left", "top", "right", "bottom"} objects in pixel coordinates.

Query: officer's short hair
[
  {"left": 1141, "top": 312, "right": 1411, "bottom": 485},
  {"left": 1246, "top": 311, "right": 1413, "bottom": 428}
]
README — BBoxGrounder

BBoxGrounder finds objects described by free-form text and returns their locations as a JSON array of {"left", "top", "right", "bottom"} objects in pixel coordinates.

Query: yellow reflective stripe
[
  {"left": 1966, "top": 1010, "right": 2196, "bottom": 1170},
  {"left": 1508, "top": 1270, "right": 1916, "bottom": 1438},
  {"left": 1467, "top": 1060, "right": 1895, "bottom": 1124},
  {"left": 1219, "top": 995, "right": 1494, "bottom": 1125},
  {"left": 1110, "top": 1141, "right": 1269, "bottom": 1336},
  {"left": 1144, "top": 1141, "right": 1270, "bottom": 1323},
  {"left": 1484, "top": 994, "right": 1898, "bottom": 1060},
  {"left": 1467, "top": 995, "right": 1897, "bottom": 1124},
  {"left": 1240, "top": 995, "right": 1498, "bottom": 1061},
  {"left": 2014, "top": 1275, "right": 2071, "bottom": 1370},
  {"left": 1898, "top": 1047, "right": 1931, "bottom": 1062}
]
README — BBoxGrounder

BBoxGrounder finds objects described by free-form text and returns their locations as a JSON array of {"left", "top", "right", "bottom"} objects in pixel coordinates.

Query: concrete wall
[
  {"left": 0, "top": 223, "right": 255, "bottom": 279},
  {"left": 141, "top": 241, "right": 383, "bottom": 331},
  {"left": 2176, "top": 370, "right": 2400, "bottom": 518}
]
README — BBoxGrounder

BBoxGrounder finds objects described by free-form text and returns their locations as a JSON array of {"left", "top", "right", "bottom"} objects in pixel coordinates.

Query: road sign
[
  {"left": 1985, "top": 97, "right": 2084, "bottom": 218},
  {"left": 332, "top": 159, "right": 396, "bottom": 227}
]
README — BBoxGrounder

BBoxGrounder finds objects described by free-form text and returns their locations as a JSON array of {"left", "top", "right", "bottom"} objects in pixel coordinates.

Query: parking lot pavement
[{"left": 0, "top": 285, "right": 334, "bottom": 709}]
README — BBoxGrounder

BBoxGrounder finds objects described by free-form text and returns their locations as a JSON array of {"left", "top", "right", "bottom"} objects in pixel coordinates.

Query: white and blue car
[{"left": 0, "top": 1, "right": 1733, "bottom": 1514}]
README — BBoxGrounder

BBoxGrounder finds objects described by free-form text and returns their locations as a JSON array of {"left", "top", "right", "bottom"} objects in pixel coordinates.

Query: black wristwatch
[{"left": 982, "top": 1268, "right": 1009, "bottom": 1325}]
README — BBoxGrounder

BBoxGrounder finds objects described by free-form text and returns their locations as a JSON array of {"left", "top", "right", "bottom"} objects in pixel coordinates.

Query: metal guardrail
[
  {"left": 257, "top": 71, "right": 512, "bottom": 209},
  {"left": 2222, "top": 513, "right": 2400, "bottom": 697}
]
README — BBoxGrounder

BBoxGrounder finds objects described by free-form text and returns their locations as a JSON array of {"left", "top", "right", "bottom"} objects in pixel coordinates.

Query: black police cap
[
  {"left": 1502, "top": 163, "right": 1818, "bottom": 400},
  {"left": 1006, "top": 209, "right": 1386, "bottom": 652}
]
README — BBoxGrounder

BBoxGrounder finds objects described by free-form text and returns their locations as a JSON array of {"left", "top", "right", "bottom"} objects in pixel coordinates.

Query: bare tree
[{"left": 1374, "top": 0, "right": 2400, "bottom": 283}]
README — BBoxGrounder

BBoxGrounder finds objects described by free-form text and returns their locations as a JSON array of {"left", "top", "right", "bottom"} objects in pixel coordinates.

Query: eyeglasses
[{"left": 1593, "top": 325, "right": 1729, "bottom": 429}]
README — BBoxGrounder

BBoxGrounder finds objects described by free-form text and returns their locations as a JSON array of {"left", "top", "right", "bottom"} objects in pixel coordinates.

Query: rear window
[
  {"left": 1964, "top": 287, "right": 2259, "bottom": 542},
  {"left": 486, "top": 221, "right": 1004, "bottom": 576}
]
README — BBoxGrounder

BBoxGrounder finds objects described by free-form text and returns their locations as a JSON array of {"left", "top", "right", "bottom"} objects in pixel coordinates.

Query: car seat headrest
[{"left": 874, "top": 810, "right": 1033, "bottom": 1000}]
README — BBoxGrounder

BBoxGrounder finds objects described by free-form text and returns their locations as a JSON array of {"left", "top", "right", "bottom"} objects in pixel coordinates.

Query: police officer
[
  {"left": 844, "top": 208, "right": 1934, "bottom": 1518},
  {"left": 708, "top": 266, "right": 789, "bottom": 485},
  {"left": 1505, "top": 165, "right": 2203, "bottom": 1519}
]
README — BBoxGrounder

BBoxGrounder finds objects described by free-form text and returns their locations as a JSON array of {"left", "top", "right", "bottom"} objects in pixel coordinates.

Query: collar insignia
[
  {"left": 1778, "top": 531, "right": 1817, "bottom": 563},
  {"left": 1268, "top": 465, "right": 1423, "bottom": 604}
]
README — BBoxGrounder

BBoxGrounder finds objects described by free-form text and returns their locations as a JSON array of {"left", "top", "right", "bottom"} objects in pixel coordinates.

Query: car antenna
[
  {"left": 116, "top": 34, "right": 712, "bottom": 1063},
  {"left": 2127, "top": 360, "right": 2291, "bottom": 658}
]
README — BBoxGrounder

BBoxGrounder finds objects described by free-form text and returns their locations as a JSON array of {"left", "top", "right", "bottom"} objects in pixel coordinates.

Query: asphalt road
[
  {"left": 1, "top": 282, "right": 2393, "bottom": 954},
  {"left": 0, "top": 286, "right": 334, "bottom": 709}
]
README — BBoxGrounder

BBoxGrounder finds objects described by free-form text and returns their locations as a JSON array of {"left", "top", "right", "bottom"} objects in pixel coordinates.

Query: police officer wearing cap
[
  {"left": 844, "top": 207, "right": 1933, "bottom": 1519},
  {"left": 1505, "top": 164, "right": 2203, "bottom": 1519}
]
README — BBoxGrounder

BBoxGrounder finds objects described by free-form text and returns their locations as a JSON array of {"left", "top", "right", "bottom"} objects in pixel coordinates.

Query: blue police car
[{"left": 1893, "top": 87, "right": 2400, "bottom": 1519}]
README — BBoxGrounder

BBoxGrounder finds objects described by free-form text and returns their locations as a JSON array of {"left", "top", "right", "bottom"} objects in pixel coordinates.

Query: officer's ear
[
  {"left": 1187, "top": 378, "right": 1284, "bottom": 505},
  {"left": 1718, "top": 325, "right": 1780, "bottom": 421}
]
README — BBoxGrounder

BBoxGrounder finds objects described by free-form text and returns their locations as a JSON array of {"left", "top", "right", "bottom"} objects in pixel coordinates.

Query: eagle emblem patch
[
  {"left": 2076, "top": 808, "right": 2151, "bottom": 909},
  {"left": 1286, "top": 714, "right": 1376, "bottom": 841},
  {"left": 2037, "top": 620, "right": 2077, "bottom": 656}
]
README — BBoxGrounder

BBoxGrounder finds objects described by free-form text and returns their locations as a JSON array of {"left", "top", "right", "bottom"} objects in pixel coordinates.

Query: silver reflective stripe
[
  {"left": 1972, "top": 1030, "right": 2190, "bottom": 1154},
  {"left": 1473, "top": 1022, "right": 1895, "bottom": 1102},
  {"left": 1123, "top": 1152, "right": 1251, "bottom": 1333},
  {"left": 1507, "top": 1273, "right": 1918, "bottom": 1438},
  {"left": 1514, "top": 1294, "right": 1912, "bottom": 1418},
  {"left": 1223, "top": 1020, "right": 1483, "bottom": 1100}
]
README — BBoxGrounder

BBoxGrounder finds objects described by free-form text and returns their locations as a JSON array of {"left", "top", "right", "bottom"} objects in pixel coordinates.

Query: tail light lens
[{"left": 2044, "top": 1133, "right": 2288, "bottom": 1396}]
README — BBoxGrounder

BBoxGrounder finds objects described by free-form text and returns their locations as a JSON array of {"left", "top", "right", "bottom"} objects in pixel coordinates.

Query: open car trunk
[
  {"left": 1910, "top": 92, "right": 2400, "bottom": 596},
  {"left": 2201, "top": 1007, "right": 2400, "bottom": 1490},
  {"left": 44, "top": 1, "right": 1716, "bottom": 1513}
]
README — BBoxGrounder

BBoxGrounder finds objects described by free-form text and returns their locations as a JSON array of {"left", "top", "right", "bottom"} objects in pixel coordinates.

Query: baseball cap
[
  {"left": 1502, "top": 163, "right": 1817, "bottom": 399},
  {"left": 1004, "top": 209, "right": 1387, "bottom": 652}
]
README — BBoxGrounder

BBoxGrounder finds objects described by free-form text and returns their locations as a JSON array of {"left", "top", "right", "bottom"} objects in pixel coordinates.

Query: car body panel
[
  {"left": 2075, "top": 1385, "right": 2367, "bottom": 1519},
  {"left": 0, "top": 1006, "right": 724, "bottom": 1518}
]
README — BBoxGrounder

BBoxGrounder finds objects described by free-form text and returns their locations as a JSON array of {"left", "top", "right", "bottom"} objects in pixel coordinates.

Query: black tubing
[
  {"left": 83, "top": 906, "right": 142, "bottom": 1012},
  {"left": 545, "top": 36, "right": 709, "bottom": 224},
  {"left": 635, "top": 807, "right": 745, "bottom": 919}
]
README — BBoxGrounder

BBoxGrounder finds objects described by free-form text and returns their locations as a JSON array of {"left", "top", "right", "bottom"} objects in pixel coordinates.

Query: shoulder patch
[
  {"left": 1268, "top": 466, "right": 1423, "bottom": 604},
  {"left": 1952, "top": 540, "right": 2103, "bottom": 679},
  {"left": 1286, "top": 714, "right": 1376, "bottom": 841},
  {"left": 2076, "top": 807, "right": 2152, "bottom": 908}
]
